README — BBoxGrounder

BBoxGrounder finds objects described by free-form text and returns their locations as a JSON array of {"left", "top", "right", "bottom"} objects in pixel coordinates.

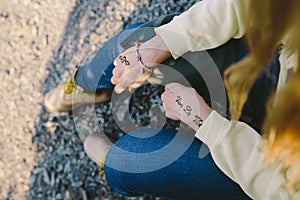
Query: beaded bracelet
[{"left": 134, "top": 42, "right": 154, "bottom": 75}]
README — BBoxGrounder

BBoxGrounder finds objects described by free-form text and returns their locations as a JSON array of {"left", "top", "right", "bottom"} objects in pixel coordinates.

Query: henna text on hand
[
  {"left": 175, "top": 95, "right": 203, "bottom": 127},
  {"left": 119, "top": 56, "right": 131, "bottom": 66},
  {"left": 193, "top": 115, "right": 203, "bottom": 128},
  {"left": 183, "top": 105, "right": 192, "bottom": 116},
  {"left": 176, "top": 95, "right": 184, "bottom": 108}
]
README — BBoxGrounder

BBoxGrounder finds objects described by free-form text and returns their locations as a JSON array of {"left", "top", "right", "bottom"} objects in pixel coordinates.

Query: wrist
[
  {"left": 185, "top": 108, "right": 212, "bottom": 132},
  {"left": 185, "top": 110, "right": 212, "bottom": 132},
  {"left": 141, "top": 35, "right": 171, "bottom": 64},
  {"left": 144, "top": 35, "right": 170, "bottom": 52}
]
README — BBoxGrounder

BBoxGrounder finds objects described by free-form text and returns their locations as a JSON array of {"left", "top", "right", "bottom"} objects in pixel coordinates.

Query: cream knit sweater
[{"left": 155, "top": 0, "right": 299, "bottom": 199}]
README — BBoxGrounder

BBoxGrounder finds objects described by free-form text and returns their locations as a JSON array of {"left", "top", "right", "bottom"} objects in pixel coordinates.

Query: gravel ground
[{"left": 0, "top": 0, "right": 198, "bottom": 199}]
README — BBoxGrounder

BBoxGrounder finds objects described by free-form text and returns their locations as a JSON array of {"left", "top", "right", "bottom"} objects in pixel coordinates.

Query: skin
[
  {"left": 111, "top": 35, "right": 171, "bottom": 93},
  {"left": 161, "top": 83, "right": 212, "bottom": 131},
  {"left": 112, "top": 35, "right": 212, "bottom": 131}
]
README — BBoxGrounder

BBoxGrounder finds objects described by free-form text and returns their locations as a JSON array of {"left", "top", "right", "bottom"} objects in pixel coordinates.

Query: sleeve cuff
[
  {"left": 195, "top": 110, "right": 231, "bottom": 149},
  {"left": 155, "top": 22, "right": 191, "bottom": 60}
]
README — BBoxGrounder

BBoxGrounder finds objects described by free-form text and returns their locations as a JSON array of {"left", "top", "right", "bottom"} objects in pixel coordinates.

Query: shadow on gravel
[
  {"left": 29, "top": 0, "right": 198, "bottom": 199},
  {"left": 28, "top": 0, "right": 162, "bottom": 199},
  {"left": 29, "top": 1, "right": 141, "bottom": 199}
]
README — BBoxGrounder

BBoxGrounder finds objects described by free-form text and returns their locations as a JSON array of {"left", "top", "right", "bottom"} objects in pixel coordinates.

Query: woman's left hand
[
  {"left": 161, "top": 83, "right": 212, "bottom": 131},
  {"left": 111, "top": 35, "right": 171, "bottom": 94}
]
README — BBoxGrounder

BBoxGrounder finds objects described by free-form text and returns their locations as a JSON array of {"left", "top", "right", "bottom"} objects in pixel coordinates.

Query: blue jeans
[
  {"left": 104, "top": 128, "right": 251, "bottom": 200},
  {"left": 77, "top": 16, "right": 280, "bottom": 199},
  {"left": 75, "top": 22, "right": 145, "bottom": 91}
]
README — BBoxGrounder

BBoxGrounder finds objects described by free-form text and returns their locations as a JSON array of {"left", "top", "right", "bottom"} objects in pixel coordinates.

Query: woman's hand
[
  {"left": 161, "top": 83, "right": 212, "bottom": 131},
  {"left": 111, "top": 35, "right": 171, "bottom": 94}
]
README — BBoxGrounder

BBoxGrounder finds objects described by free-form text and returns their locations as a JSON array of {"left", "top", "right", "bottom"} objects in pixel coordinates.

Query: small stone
[
  {"left": 1, "top": 0, "right": 198, "bottom": 199},
  {"left": 72, "top": 181, "right": 83, "bottom": 188}
]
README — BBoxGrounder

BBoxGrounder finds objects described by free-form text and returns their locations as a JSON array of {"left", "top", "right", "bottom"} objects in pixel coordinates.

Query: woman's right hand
[
  {"left": 161, "top": 83, "right": 212, "bottom": 131},
  {"left": 111, "top": 35, "right": 171, "bottom": 94}
]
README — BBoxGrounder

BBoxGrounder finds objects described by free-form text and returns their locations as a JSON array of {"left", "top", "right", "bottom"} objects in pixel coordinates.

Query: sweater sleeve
[
  {"left": 195, "top": 111, "right": 294, "bottom": 200},
  {"left": 155, "top": 0, "right": 249, "bottom": 59}
]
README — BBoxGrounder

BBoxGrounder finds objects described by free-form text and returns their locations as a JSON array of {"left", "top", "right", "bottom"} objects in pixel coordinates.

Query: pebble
[{"left": 1, "top": 0, "right": 199, "bottom": 199}]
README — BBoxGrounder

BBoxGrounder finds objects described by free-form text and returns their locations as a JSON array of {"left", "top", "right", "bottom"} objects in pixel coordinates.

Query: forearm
[
  {"left": 195, "top": 111, "right": 286, "bottom": 199},
  {"left": 140, "top": 35, "right": 171, "bottom": 66},
  {"left": 162, "top": 83, "right": 213, "bottom": 132},
  {"left": 183, "top": 104, "right": 212, "bottom": 132},
  {"left": 155, "top": 0, "right": 249, "bottom": 59}
]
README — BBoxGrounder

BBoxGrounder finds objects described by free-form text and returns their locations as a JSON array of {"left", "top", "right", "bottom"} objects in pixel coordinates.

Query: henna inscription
[
  {"left": 183, "top": 105, "right": 192, "bottom": 116},
  {"left": 193, "top": 115, "right": 203, "bottom": 128},
  {"left": 175, "top": 95, "right": 203, "bottom": 127},
  {"left": 176, "top": 95, "right": 184, "bottom": 108},
  {"left": 119, "top": 56, "right": 131, "bottom": 65}
]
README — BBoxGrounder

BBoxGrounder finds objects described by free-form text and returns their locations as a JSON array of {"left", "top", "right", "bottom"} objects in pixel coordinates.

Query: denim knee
[
  {"left": 104, "top": 166, "right": 143, "bottom": 197},
  {"left": 103, "top": 128, "right": 177, "bottom": 197},
  {"left": 102, "top": 128, "right": 250, "bottom": 199}
]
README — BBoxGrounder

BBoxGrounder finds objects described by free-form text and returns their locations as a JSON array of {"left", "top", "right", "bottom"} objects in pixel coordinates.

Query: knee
[
  {"left": 103, "top": 128, "right": 176, "bottom": 196},
  {"left": 102, "top": 132, "right": 145, "bottom": 197},
  {"left": 104, "top": 164, "right": 142, "bottom": 197},
  {"left": 104, "top": 145, "right": 143, "bottom": 197}
]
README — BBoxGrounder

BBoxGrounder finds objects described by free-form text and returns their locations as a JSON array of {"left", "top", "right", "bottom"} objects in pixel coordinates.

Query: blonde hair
[
  {"left": 262, "top": 77, "right": 300, "bottom": 191},
  {"left": 224, "top": 0, "right": 300, "bottom": 191}
]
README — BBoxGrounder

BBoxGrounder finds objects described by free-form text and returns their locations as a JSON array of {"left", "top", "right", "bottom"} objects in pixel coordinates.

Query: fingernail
[{"left": 129, "top": 89, "right": 133, "bottom": 93}]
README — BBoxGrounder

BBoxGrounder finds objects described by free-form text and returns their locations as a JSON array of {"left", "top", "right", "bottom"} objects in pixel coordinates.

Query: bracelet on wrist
[{"left": 134, "top": 42, "right": 154, "bottom": 75}]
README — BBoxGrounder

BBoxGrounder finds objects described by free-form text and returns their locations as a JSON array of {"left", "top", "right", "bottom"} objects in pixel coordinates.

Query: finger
[
  {"left": 165, "top": 82, "right": 176, "bottom": 90},
  {"left": 113, "top": 59, "right": 118, "bottom": 66},
  {"left": 165, "top": 83, "right": 188, "bottom": 95},
  {"left": 129, "top": 87, "right": 135, "bottom": 93},
  {"left": 111, "top": 76, "right": 119, "bottom": 85},
  {"left": 131, "top": 81, "right": 144, "bottom": 89},
  {"left": 113, "top": 59, "right": 125, "bottom": 73},
  {"left": 161, "top": 93, "right": 165, "bottom": 101},
  {"left": 128, "top": 81, "right": 145, "bottom": 93},
  {"left": 114, "top": 67, "right": 147, "bottom": 94},
  {"left": 114, "top": 78, "right": 129, "bottom": 94},
  {"left": 161, "top": 90, "right": 173, "bottom": 103},
  {"left": 112, "top": 68, "right": 121, "bottom": 79},
  {"left": 161, "top": 91, "right": 167, "bottom": 101},
  {"left": 165, "top": 82, "right": 183, "bottom": 90},
  {"left": 115, "top": 83, "right": 126, "bottom": 94},
  {"left": 115, "top": 84, "right": 126, "bottom": 94},
  {"left": 163, "top": 89, "right": 173, "bottom": 96},
  {"left": 164, "top": 83, "right": 178, "bottom": 93}
]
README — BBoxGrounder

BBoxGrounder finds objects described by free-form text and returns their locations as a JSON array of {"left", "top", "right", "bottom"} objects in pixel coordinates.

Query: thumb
[
  {"left": 114, "top": 80, "right": 127, "bottom": 94},
  {"left": 114, "top": 84, "right": 126, "bottom": 94}
]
